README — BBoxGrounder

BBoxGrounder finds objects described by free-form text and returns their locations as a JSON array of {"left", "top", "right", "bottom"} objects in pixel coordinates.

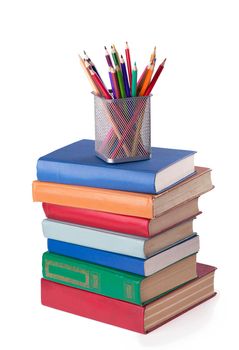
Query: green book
[{"left": 42, "top": 252, "right": 197, "bottom": 305}]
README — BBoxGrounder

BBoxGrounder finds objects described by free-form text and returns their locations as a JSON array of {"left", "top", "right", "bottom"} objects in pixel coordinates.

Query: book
[
  {"left": 42, "top": 218, "right": 196, "bottom": 258},
  {"left": 42, "top": 198, "right": 201, "bottom": 237},
  {"left": 37, "top": 139, "right": 196, "bottom": 194},
  {"left": 42, "top": 253, "right": 197, "bottom": 305},
  {"left": 33, "top": 167, "right": 213, "bottom": 219},
  {"left": 47, "top": 235, "right": 199, "bottom": 276},
  {"left": 41, "top": 262, "right": 216, "bottom": 334}
]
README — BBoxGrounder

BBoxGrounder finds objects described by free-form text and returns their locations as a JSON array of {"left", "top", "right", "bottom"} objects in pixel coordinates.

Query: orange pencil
[{"left": 138, "top": 62, "right": 155, "bottom": 96}]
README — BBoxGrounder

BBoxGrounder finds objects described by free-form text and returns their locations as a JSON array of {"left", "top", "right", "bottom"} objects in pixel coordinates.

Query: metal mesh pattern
[{"left": 94, "top": 95, "right": 151, "bottom": 163}]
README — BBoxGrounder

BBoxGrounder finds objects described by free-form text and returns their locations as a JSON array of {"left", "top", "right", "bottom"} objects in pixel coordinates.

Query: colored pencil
[
  {"left": 115, "top": 65, "right": 126, "bottom": 98},
  {"left": 104, "top": 46, "right": 113, "bottom": 67},
  {"left": 139, "top": 62, "right": 155, "bottom": 96},
  {"left": 131, "top": 62, "right": 137, "bottom": 97},
  {"left": 111, "top": 45, "right": 120, "bottom": 67},
  {"left": 145, "top": 58, "right": 166, "bottom": 96},
  {"left": 136, "top": 65, "right": 148, "bottom": 94},
  {"left": 78, "top": 55, "right": 100, "bottom": 96},
  {"left": 120, "top": 55, "right": 131, "bottom": 97},
  {"left": 109, "top": 67, "right": 121, "bottom": 99},
  {"left": 112, "top": 44, "right": 121, "bottom": 67},
  {"left": 150, "top": 46, "right": 156, "bottom": 63},
  {"left": 89, "top": 68, "right": 112, "bottom": 99},
  {"left": 125, "top": 42, "right": 132, "bottom": 89},
  {"left": 84, "top": 50, "right": 102, "bottom": 80}
]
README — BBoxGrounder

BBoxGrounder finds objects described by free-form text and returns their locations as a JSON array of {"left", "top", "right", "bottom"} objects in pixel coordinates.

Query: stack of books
[{"left": 32, "top": 139, "right": 216, "bottom": 334}]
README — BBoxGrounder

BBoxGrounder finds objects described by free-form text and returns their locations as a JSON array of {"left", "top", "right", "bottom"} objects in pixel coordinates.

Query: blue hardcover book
[
  {"left": 37, "top": 139, "right": 196, "bottom": 194},
  {"left": 47, "top": 235, "right": 199, "bottom": 276}
]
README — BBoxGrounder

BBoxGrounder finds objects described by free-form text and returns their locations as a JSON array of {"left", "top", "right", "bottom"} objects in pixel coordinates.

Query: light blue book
[{"left": 42, "top": 218, "right": 198, "bottom": 260}]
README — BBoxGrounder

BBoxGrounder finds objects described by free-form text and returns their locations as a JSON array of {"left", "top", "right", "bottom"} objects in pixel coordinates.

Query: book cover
[
  {"left": 37, "top": 139, "right": 196, "bottom": 194},
  {"left": 42, "top": 252, "right": 196, "bottom": 305},
  {"left": 42, "top": 199, "right": 201, "bottom": 238},
  {"left": 42, "top": 218, "right": 196, "bottom": 259},
  {"left": 33, "top": 167, "right": 213, "bottom": 219},
  {"left": 41, "top": 263, "right": 217, "bottom": 334},
  {"left": 47, "top": 235, "right": 199, "bottom": 276}
]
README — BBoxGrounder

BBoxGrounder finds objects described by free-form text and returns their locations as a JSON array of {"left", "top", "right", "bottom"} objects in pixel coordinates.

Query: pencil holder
[{"left": 94, "top": 94, "right": 151, "bottom": 163}]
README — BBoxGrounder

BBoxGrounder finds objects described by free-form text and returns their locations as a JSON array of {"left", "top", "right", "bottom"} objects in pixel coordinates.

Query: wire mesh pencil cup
[{"left": 94, "top": 94, "right": 151, "bottom": 163}]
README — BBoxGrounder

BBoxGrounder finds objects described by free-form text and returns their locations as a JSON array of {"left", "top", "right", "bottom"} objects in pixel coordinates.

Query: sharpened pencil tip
[
  {"left": 83, "top": 50, "right": 86, "bottom": 55},
  {"left": 104, "top": 46, "right": 107, "bottom": 50},
  {"left": 162, "top": 58, "right": 167, "bottom": 65}
]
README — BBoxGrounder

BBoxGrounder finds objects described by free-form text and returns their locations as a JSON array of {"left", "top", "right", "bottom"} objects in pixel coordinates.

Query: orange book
[{"left": 32, "top": 167, "right": 213, "bottom": 219}]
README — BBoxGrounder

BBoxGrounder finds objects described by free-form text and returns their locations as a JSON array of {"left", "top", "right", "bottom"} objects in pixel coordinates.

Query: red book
[
  {"left": 42, "top": 198, "right": 201, "bottom": 238},
  {"left": 41, "top": 263, "right": 216, "bottom": 334}
]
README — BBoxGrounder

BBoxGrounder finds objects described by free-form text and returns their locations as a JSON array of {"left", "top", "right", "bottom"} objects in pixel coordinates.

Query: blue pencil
[{"left": 120, "top": 55, "right": 131, "bottom": 97}]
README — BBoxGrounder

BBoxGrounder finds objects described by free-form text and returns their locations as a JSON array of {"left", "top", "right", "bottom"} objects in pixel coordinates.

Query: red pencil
[
  {"left": 109, "top": 67, "right": 121, "bottom": 99},
  {"left": 125, "top": 42, "right": 132, "bottom": 89},
  {"left": 89, "top": 68, "right": 112, "bottom": 99},
  {"left": 145, "top": 58, "right": 166, "bottom": 96}
]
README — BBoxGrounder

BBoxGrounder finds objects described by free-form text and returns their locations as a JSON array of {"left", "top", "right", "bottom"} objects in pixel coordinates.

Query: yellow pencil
[{"left": 78, "top": 55, "right": 100, "bottom": 95}]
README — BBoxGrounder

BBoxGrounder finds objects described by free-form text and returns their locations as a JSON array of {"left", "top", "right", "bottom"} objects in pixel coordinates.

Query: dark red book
[
  {"left": 42, "top": 198, "right": 201, "bottom": 238},
  {"left": 41, "top": 263, "right": 216, "bottom": 334}
]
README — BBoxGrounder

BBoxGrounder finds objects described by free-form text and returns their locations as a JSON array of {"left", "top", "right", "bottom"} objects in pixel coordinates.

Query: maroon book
[{"left": 41, "top": 263, "right": 216, "bottom": 334}]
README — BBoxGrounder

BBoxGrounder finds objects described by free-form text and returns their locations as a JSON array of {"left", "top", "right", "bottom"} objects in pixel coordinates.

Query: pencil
[
  {"left": 115, "top": 65, "right": 126, "bottom": 98},
  {"left": 120, "top": 55, "right": 131, "bottom": 97},
  {"left": 136, "top": 65, "right": 148, "bottom": 94},
  {"left": 111, "top": 45, "right": 120, "bottom": 67},
  {"left": 104, "top": 46, "right": 113, "bottom": 67},
  {"left": 150, "top": 46, "right": 156, "bottom": 63},
  {"left": 145, "top": 58, "right": 166, "bottom": 95},
  {"left": 131, "top": 62, "right": 137, "bottom": 97},
  {"left": 138, "top": 63, "right": 155, "bottom": 96},
  {"left": 125, "top": 42, "right": 132, "bottom": 89},
  {"left": 112, "top": 44, "right": 121, "bottom": 68},
  {"left": 109, "top": 67, "right": 121, "bottom": 99},
  {"left": 84, "top": 50, "right": 102, "bottom": 80},
  {"left": 89, "top": 68, "right": 112, "bottom": 99},
  {"left": 78, "top": 55, "right": 100, "bottom": 95}
]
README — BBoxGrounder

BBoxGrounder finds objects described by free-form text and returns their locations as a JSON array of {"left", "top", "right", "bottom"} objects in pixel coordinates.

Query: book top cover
[
  {"left": 38, "top": 139, "right": 195, "bottom": 173},
  {"left": 37, "top": 140, "right": 196, "bottom": 194}
]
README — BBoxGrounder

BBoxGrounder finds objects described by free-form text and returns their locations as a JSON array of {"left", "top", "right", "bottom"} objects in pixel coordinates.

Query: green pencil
[
  {"left": 116, "top": 65, "right": 126, "bottom": 98},
  {"left": 111, "top": 45, "right": 120, "bottom": 67},
  {"left": 132, "top": 62, "right": 137, "bottom": 97}
]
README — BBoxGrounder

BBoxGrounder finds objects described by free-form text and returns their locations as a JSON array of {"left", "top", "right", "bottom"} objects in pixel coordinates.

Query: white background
[{"left": 0, "top": 0, "right": 238, "bottom": 349}]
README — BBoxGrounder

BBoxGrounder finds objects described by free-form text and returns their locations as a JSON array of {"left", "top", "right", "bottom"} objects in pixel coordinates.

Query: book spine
[
  {"left": 32, "top": 181, "right": 154, "bottom": 219},
  {"left": 37, "top": 159, "right": 156, "bottom": 194},
  {"left": 42, "top": 252, "right": 143, "bottom": 304},
  {"left": 47, "top": 239, "right": 146, "bottom": 276},
  {"left": 42, "top": 219, "right": 146, "bottom": 258},
  {"left": 43, "top": 203, "right": 150, "bottom": 238},
  {"left": 41, "top": 279, "right": 145, "bottom": 333}
]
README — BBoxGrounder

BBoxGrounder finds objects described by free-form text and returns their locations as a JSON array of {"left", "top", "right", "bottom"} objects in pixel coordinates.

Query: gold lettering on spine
[
  {"left": 124, "top": 283, "right": 135, "bottom": 300},
  {"left": 45, "top": 260, "right": 90, "bottom": 287},
  {"left": 92, "top": 274, "right": 99, "bottom": 289}
]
